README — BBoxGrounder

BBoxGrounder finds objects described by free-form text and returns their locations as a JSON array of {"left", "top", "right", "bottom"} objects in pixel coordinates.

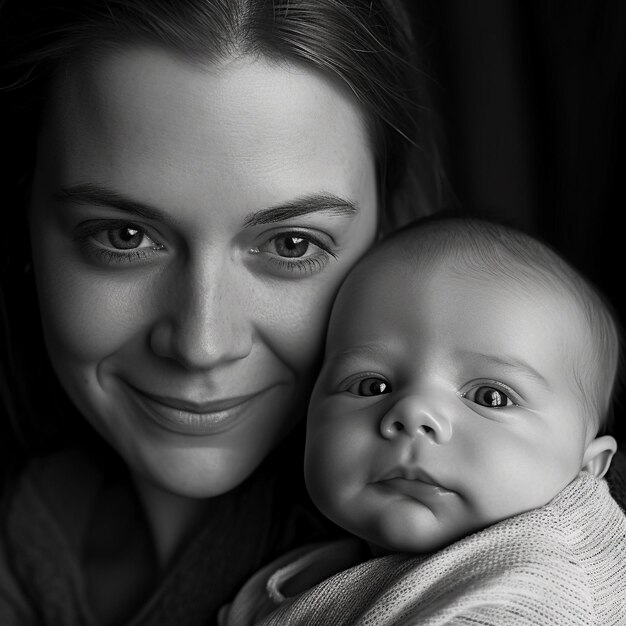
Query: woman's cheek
[
  {"left": 36, "top": 263, "right": 147, "bottom": 365},
  {"left": 258, "top": 277, "right": 342, "bottom": 382}
]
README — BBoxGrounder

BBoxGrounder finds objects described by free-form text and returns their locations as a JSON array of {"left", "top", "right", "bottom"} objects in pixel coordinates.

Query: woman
[{"left": 0, "top": 1, "right": 446, "bottom": 624}]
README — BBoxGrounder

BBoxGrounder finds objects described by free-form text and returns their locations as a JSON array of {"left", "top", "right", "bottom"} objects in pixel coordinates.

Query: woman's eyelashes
[
  {"left": 73, "top": 220, "right": 339, "bottom": 276},
  {"left": 251, "top": 230, "right": 338, "bottom": 277},
  {"left": 460, "top": 380, "right": 520, "bottom": 408},
  {"left": 74, "top": 220, "right": 165, "bottom": 265}
]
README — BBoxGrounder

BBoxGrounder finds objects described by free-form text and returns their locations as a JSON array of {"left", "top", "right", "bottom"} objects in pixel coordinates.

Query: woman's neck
[{"left": 132, "top": 473, "right": 213, "bottom": 571}]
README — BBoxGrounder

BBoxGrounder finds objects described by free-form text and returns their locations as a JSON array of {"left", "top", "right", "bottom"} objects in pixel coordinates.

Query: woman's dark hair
[{"left": 0, "top": 0, "right": 448, "bottom": 473}]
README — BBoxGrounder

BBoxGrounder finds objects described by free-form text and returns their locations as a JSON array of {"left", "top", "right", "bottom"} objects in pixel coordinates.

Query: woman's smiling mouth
[{"left": 124, "top": 383, "right": 279, "bottom": 436}]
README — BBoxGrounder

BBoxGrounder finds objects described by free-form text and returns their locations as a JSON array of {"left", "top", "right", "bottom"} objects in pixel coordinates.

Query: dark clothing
[{"left": 0, "top": 446, "right": 330, "bottom": 626}]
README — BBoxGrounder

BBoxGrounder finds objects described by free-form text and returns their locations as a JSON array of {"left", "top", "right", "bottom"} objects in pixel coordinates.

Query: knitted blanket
[{"left": 224, "top": 472, "right": 626, "bottom": 625}]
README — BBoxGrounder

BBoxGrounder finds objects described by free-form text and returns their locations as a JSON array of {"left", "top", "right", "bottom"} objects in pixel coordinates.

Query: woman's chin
[{"left": 129, "top": 445, "right": 266, "bottom": 500}]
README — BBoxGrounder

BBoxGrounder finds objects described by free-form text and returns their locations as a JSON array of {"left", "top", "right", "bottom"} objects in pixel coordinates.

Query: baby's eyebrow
[
  {"left": 243, "top": 193, "right": 358, "bottom": 227},
  {"left": 459, "top": 351, "right": 549, "bottom": 387}
]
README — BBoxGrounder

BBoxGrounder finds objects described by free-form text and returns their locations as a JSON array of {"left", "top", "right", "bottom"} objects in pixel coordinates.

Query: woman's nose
[
  {"left": 149, "top": 258, "right": 253, "bottom": 370},
  {"left": 379, "top": 395, "right": 452, "bottom": 444}
]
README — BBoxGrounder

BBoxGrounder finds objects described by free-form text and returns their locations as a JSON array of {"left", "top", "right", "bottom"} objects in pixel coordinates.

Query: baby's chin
[
  {"left": 367, "top": 533, "right": 462, "bottom": 555},
  {"left": 363, "top": 533, "right": 456, "bottom": 556},
  {"left": 336, "top": 509, "right": 477, "bottom": 556}
]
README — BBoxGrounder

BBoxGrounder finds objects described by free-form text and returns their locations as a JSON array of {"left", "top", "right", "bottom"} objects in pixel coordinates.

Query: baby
[{"left": 221, "top": 216, "right": 626, "bottom": 625}]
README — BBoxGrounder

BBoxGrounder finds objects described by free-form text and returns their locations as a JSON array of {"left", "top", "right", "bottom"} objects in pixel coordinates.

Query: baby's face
[{"left": 305, "top": 253, "right": 598, "bottom": 553}]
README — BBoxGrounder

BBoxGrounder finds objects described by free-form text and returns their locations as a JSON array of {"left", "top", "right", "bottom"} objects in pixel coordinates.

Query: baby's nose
[{"left": 379, "top": 395, "right": 452, "bottom": 444}]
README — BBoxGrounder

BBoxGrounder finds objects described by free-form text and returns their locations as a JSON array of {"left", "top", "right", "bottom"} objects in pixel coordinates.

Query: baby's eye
[
  {"left": 463, "top": 385, "right": 515, "bottom": 408},
  {"left": 346, "top": 377, "right": 391, "bottom": 397}
]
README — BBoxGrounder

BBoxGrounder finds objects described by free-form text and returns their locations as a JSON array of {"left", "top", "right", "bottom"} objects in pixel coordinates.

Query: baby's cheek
[{"left": 305, "top": 414, "right": 369, "bottom": 516}]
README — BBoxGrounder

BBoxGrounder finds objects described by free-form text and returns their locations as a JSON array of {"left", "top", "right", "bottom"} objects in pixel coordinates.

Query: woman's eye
[
  {"left": 259, "top": 232, "right": 331, "bottom": 260},
  {"left": 272, "top": 234, "right": 311, "bottom": 258},
  {"left": 91, "top": 224, "right": 162, "bottom": 251},
  {"left": 346, "top": 377, "right": 392, "bottom": 397},
  {"left": 253, "top": 230, "right": 337, "bottom": 276},
  {"left": 463, "top": 385, "right": 515, "bottom": 408},
  {"left": 74, "top": 220, "right": 166, "bottom": 266}
]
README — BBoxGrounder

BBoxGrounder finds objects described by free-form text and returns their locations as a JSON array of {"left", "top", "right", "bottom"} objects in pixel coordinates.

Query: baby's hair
[{"left": 374, "top": 215, "right": 623, "bottom": 435}]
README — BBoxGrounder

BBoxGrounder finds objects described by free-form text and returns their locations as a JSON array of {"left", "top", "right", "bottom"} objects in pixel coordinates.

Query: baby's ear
[{"left": 582, "top": 435, "right": 618, "bottom": 478}]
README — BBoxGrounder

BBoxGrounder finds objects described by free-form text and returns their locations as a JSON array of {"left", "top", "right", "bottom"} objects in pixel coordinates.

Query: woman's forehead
[
  {"left": 46, "top": 45, "right": 369, "bottom": 149},
  {"left": 36, "top": 45, "right": 378, "bottom": 227}
]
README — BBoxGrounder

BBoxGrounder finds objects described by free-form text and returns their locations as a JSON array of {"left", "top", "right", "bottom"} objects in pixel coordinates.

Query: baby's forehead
[
  {"left": 333, "top": 233, "right": 593, "bottom": 352},
  {"left": 350, "top": 236, "right": 541, "bottom": 294},
  {"left": 329, "top": 241, "right": 596, "bottom": 388},
  {"left": 368, "top": 229, "right": 573, "bottom": 295}
]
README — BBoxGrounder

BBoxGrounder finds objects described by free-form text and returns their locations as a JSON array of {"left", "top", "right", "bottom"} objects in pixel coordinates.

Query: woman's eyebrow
[
  {"left": 54, "top": 185, "right": 359, "bottom": 226},
  {"left": 54, "top": 183, "right": 164, "bottom": 220},
  {"left": 243, "top": 193, "right": 359, "bottom": 227}
]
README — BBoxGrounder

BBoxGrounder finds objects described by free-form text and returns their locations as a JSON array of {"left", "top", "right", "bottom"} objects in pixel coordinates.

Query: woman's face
[{"left": 29, "top": 46, "right": 378, "bottom": 497}]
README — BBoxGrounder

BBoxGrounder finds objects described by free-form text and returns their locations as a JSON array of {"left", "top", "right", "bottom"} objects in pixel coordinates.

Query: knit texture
[{"left": 224, "top": 472, "right": 626, "bottom": 625}]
